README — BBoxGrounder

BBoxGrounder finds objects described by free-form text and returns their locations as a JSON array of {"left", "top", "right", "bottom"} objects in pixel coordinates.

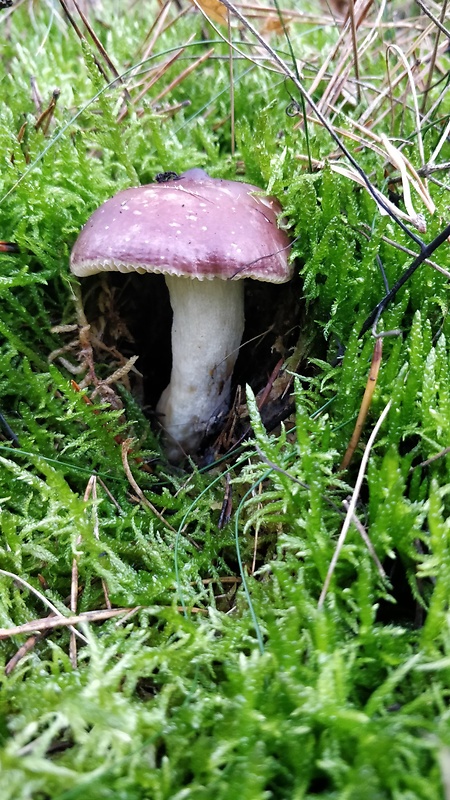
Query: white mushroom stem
[{"left": 156, "top": 275, "right": 245, "bottom": 462}]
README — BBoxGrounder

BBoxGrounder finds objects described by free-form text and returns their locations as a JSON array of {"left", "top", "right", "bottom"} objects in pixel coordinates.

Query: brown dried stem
[{"left": 340, "top": 337, "right": 383, "bottom": 471}]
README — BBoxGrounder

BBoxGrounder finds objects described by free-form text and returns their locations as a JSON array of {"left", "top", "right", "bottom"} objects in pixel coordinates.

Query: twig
[
  {"left": 97, "top": 475, "right": 124, "bottom": 514},
  {"left": 359, "top": 221, "right": 450, "bottom": 337},
  {"left": 0, "top": 569, "right": 88, "bottom": 643},
  {"left": 415, "top": 0, "right": 450, "bottom": 40},
  {"left": 117, "top": 45, "right": 190, "bottom": 122},
  {"left": 151, "top": 47, "right": 215, "bottom": 105},
  {"left": 357, "top": 223, "right": 450, "bottom": 280},
  {"left": 5, "top": 629, "right": 48, "bottom": 675},
  {"left": 0, "top": 608, "right": 136, "bottom": 639},
  {"left": 318, "top": 400, "right": 392, "bottom": 609},
  {"left": 410, "top": 446, "right": 450, "bottom": 472}
]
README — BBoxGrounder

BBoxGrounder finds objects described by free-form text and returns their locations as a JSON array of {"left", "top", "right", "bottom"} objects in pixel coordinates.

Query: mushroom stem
[{"left": 156, "top": 275, "right": 245, "bottom": 462}]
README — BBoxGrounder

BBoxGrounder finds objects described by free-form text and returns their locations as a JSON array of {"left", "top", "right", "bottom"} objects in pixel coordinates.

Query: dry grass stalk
[
  {"left": 306, "top": 0, "right": 376, "bottom": 114},
  {"left": 420, "top": 0, "right": 448, "bottom": 112},
  {"left": 318, "top": 400, "right": 392, "bottom": 609},
  {"left": 138, "top": 0, "right": 176, "bottom": 60},
  {"left": 118, "top": 35, "right": 195, "bottom": 121},
  {"left": 297, "top": 104, "right": 436, "bottom": 232},
  {"left": 360, "top": 19, "right": 440, "bottom": 128},
  {"left": 340, "top": 337, "right": 383, "bottom": 472}
]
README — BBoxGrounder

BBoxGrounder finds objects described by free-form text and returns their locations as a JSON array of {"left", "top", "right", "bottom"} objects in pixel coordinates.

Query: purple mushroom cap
[{"left": 70, "top": 169, "right": 292, "bottom": 283}]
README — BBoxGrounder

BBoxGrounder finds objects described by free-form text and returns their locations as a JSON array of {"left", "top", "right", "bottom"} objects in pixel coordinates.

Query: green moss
[{"left": 0, "top": 1, "right": 450, "bottom": 797}]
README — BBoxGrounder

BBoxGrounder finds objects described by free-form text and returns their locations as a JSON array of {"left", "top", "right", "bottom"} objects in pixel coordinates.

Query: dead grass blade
[
  {"left": 118, "top": 42, "right": 193, "bottom": 122},
  {"left": 359, "top": 18, "right": 438, "bottom": 128},
  {"left": 71, "top": 0, "right": 131, "bottom": 99},
  {"left": 218, "top": 0, "right": 426, "bottom": 249},
  {"left": 421, "top": 0, "right": 448, "bottom": 112},
  {"left": 340, "top": 337, "right": 383, "bottom": 471},
  {"left": 318, "top": 400, "right": 392, "bottom": 609},
  {"left": 151, "top": 46, "right": 215, "bottom": 106}
]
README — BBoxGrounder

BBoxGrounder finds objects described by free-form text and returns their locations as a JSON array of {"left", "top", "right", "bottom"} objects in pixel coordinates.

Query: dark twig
[
  {"left": 0, "top": 413, "right": 20, "bottom": 447},
  {"left": 415, "top": 0, "right": 450, "bottom": 40},
  {"left": 359, "top": 222, "right": 450, "bottom": 338}
]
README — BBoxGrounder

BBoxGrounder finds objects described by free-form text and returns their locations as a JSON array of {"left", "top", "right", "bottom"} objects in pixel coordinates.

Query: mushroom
[{"left": 70, "top": 169, "right": 292, "bottom": 462}]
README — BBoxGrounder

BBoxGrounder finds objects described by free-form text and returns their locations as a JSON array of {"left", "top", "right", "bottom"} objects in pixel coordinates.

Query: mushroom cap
[{"left": 70, "top": 169, "right": 292, "bottom": 283}]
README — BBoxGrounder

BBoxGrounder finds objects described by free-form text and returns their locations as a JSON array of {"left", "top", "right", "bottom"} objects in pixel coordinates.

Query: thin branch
[
  {"left": 415, "top": 0, "right": 450, "bottom": 40},
  {"left": 0, "top": 608, "right": 137, "bottom": 639},
  {"left": 358, "top": 224, "right": 450, "bottom": 279},
  {"left": 0, "top": 569, "right": 88, "bottom": 643}
]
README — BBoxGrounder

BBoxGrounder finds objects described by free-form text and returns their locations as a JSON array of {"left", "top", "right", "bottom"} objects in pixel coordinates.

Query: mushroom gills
[{"left": 156, "top": 275, "right": 245, "bottom": 461}]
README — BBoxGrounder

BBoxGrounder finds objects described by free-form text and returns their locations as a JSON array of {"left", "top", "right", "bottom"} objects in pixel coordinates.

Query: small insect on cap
[{"left": 70, "top": 169, "right": 292, "bottom": 283}]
